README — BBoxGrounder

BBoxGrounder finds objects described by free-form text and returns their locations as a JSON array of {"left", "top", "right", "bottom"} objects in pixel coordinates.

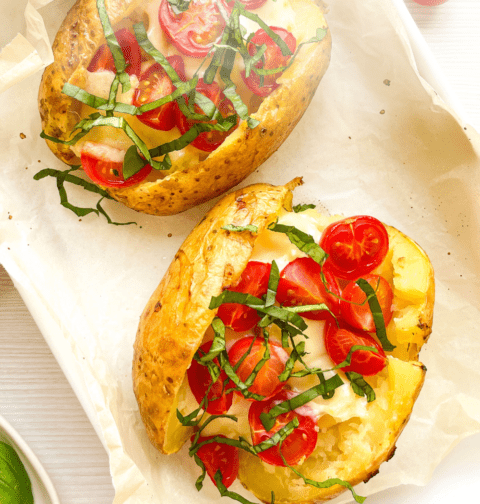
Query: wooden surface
[{"left": 1, "top": 1, "right": 479, "bottom": 503}]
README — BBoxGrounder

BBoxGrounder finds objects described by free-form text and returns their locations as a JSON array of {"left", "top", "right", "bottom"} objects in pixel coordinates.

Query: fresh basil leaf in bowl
[{"left": 0, "top": 441, "right": 34, "bottom": 504}]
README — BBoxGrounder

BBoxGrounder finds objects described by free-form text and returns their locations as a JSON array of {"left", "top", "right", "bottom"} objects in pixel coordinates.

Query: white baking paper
[{"left": 1, "top": 0, "right": 480, "bottom": 503}]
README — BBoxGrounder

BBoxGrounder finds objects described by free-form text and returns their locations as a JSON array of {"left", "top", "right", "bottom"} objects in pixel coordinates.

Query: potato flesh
[{"left": 237, "top": 357, "right": 426, "bottom": 504}]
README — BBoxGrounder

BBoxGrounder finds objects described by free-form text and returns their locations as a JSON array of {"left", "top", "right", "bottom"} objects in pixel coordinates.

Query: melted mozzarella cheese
[{"left": 179, "top": 210, "right": 370, "bottom": 442}]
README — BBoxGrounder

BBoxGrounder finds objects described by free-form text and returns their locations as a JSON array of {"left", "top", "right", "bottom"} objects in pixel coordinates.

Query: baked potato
[
  {"left": 38, "top": 0, "right": 331, "bottom": 215},
  {"left": 132, "top": 179, "right": 435, "bottom": 502}
]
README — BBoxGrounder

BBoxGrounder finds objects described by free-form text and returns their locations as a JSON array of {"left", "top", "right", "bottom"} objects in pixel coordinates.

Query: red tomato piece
[
  {"left": 80, "top": 142, "right": 152, "bottom": 188},
  {"left": 193, "top": 435, "right": 239, "bottom": 488},
  {"left": 340, "top": 274, "right": 394, "bottom": 333},
  {"left": 276, "top": 257, "right": 341, "bottom": 321},
  {"left": 158, "top": 0, "right": 228, "bottom": 58},
  {"left": 241, "top": 27, "right": 296, "bottom": 97},
  {"left": 227, "top": 336, "right": 289, "bottom": 400},
  {"left": 133, "top": 56, "right": 186, "bottom": 131},
  {"left": 187, "top": 341, "right": 233, "bottom": 415},
  {"left": 324, "top": 321, "right": 387, "bottom": 376},
  {"left": 237, "top": 0, "right": 268, "bottom": 8},
  {"left": 216, "top": 261, "right": 272, "bottom": 332},
  {"left": 319, "top": 216, "right": 389, "bottom": 280},
  {"left": 249, "top": 390, "right": 318, "bottom": 467},
  {"left": 175, "top": 78, "right": 239, "bottom": 152},
  {"left": 87, "top": 28, "right": 142, "bottom": 77}
]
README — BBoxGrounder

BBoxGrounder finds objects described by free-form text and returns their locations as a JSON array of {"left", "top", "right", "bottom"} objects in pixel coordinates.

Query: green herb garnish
[{"left": 0, "top": 441, "right": 34, "bottom": 504}]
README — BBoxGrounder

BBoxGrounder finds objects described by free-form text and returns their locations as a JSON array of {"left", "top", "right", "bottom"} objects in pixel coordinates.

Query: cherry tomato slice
[
  {"left": 193, "top": 435, "right": 239, "bottom": 488},
  {"left": 324, "top": 321, "right": 387, "bottom": 376},
  {"left": 87, "top": 28, "right": 142, "bottom": 77},
  {"left": 241, "top": 27, "right": 296, "bottom": 97},
  {"left": 133, "top": 56, "right": 186, "bottom": 131},
  {"left": 276, "top": 257, "right": 341, "bottom": 321},
  {"left": 216, "top": 261, "right": 272, "bottom": 332},
  {"left": 319, "top": 216, "right": 389, "bottom": 280},
  {"left": 187, "top": 342, "right": 233, "bottom": 415},
  {"left": 249, "top": 390, "right": 318, "bottom": 466},
  {"left": 158, "top": 0, "right": 228, "bottom": 58},
  {"left": 227, "top": 336, "right": 288, "bottom": 400},
  {"left": 237, "top": 0, "right": 268, "bottom": 8},
  {"left": 340, "top": 274, "right": 393, "bottom": 333},
  {"left": 175, "top": 79, "right": 239, "bottom": 152},
  {"left": 80, "top": 142, "right": 152, "bottom": 188}
]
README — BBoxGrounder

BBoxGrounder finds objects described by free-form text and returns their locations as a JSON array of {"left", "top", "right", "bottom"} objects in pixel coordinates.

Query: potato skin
[
  {"left": 133, "top": 181, "right": 435, "bottom": 500},
  {"left": 133, "top": 178, "right": 303, "bottom": 453},
  {"left": 38, "top": 0, "right": 331, "bottom": 215}
]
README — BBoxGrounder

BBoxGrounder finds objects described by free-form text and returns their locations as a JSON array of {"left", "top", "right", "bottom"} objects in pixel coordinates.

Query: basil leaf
[
  {"left": 33, "top": 167, "right": 134, "bottom": 225},
  {"left": 259, "top": 374, "right": 343, "bottom": 431},
  {"left": 96, "top": 0, "right": 130, "bottom": 92},
  {"left": 265, "top": 260, "right": 279, "bottom": 307},
  {"left": 240, "top": 10, "right": 293, "bottom": 57},
  {"left": 219, "top": 352, "right": 265, "bottom": 401},
  {"left": 293, "top": 203, "right": 316, "bottom": 213},
  {"left": 254, "top": 418, "right": 299, "bottom": 453},
  {"left": 268, "top": 222, "right": 327, "bottom": 265},
  {"left": 279, "top": 340, "right": 306, "bottom": 382},
  {"left": 356, "top": 278, "right": 395, "bottom": 351},
  {"left": 346, "top": 372, "right": 376, "bottom": 402},
  {"left": 0, "top": 441, "right": 34, "bottom": 504},
  {"left": 167, "top": 0, "right": 191, "bottom": 13},
  {"left": 197, "top": 318, "right": 226, "bottom": 363},
  {"left": 277, "top": 440, "right": 366, "bottom": 504},
  {"left": 221, "top": 224, "right": 259, "bottom": 233},
  {"left": 193, "top": 454, "right": 207, "bottom": 491},
  {"left": 214, "top": 472, "right": 263, "bottom": 504}
]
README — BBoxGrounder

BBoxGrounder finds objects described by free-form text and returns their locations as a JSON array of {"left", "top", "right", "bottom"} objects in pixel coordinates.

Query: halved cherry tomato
[
  {"left": 175, "top": 79, "right": 239, "bottom": 152},
  {"left": 216, "top": 261, "right": 271, "bottom": 332},
  {"left": 87, "top": 28, "right": 142, "bottom": 77},
  {"left": 237, "top": 0, "right": 268, "bottom": 8},
  {"left": 187, "top": 342, "right": 233, "bottom": 415},
  {"left": 80, "top": 142, "right": 152, "bottom": 188},
  {"left": 319, "top": 216, "right": 389, "bottom": 280},
  {"left": 158, "top": 0, "right": 229, "bottom": 58},
  {"left": 133, "top": 56, "right": 186, "bottom": 131},
  {"left": 227, "top": 336, "right": 288, "bottom": 400},
  {"left": 340, "top": 274, "right": 393, "bottom": 333},
  {"left": 249, "top": 389, "right": 318, "bottom": 466},
  {"left": 193, "top": 435, "right": 239, "bottom": 488},
  {"left": 324, "top": 321, "right": 387, "bottom": 376},
  {"left": 276, "top": 257, "right": 341, "bottom": 321},
  {"left": 241, "top": 27, "right": 296, "bottom": 97}
]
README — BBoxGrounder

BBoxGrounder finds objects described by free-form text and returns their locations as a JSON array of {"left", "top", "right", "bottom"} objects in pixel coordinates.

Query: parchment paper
[{"left": 1, "top": 0, "right": 480, "bottom": 503}]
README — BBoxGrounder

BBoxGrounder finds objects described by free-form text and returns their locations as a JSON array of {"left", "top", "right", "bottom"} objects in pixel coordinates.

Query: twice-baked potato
[
  {"left": 132, "top": 179, "right": 435, "bottom": 502},
  {"left": 38, "top": 0, "right": 331, "bottom": 215}
]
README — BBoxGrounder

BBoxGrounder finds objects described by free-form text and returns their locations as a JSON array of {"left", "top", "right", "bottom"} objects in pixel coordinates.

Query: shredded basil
[
  {"left": 268, "top": 222, "right": 327, "bottom": 265},
  {"left": 277, "top": 439, "right": 366, "bottom": 504},
  {"left": 265, "top": 261, "right": 279, "bottom": 307},
  {"left": 346, "top": 372, "right": 376, "bottom": 402},
  {"left": 259, "top": 375, "right": 344, "bottom": 432},
  {"left": 214, "top": 472, "right": 269, "bottom": 504},
  {"left": 96, "top": 0, "right": 130, "bottom": 92},
  {"left": 0, "top": 442, "right": 34, "bottom": 504},
  {"left": 221, "top": 224, "right": 259, "bottom": 233},
  {"left": 356, "top": 278, "right": 395, "bottom": 351},
  {"left": 33, "top": 167, "right": 135, "bottom": 225},
  {"left": 293, "top": 203, "right": 316, "bottom": 213}
]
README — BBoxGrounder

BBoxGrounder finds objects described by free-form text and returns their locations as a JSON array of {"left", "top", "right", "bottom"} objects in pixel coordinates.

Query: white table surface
[{"left": 1, "top": 1, "right": 479, "bottom": 503}]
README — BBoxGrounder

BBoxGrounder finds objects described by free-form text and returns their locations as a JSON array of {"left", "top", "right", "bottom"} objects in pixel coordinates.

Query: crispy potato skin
[
  {"left": 38, "top": 0, "right": 331, "bottom": 215},
  {"left": 133, "top": 181, "right": 435, "bottom": 500},
  {"left": 133, "top": 178, "right": 303, "bottom": 453}
]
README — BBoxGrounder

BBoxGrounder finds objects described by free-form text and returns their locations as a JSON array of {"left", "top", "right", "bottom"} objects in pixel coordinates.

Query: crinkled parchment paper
[{"left": 1, "top": 0, "right": 480, "bottom": 503}]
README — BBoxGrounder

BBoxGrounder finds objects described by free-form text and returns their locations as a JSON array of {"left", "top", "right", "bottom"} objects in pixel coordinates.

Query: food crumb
[
  {"left": 383, "top": 79, "right": 391, "bottom": 86},
  {"left": 168, "top": 233, "right": 172, "bottom": 237},
  {"left": 380, "top": 109, "right": 386, "bottom": 115},
  {"left": 20, "top": 132, "right": 26, "bottom": 139},
  {"left": 8, "top": 214, "right": 12, "bottom": 220}
]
